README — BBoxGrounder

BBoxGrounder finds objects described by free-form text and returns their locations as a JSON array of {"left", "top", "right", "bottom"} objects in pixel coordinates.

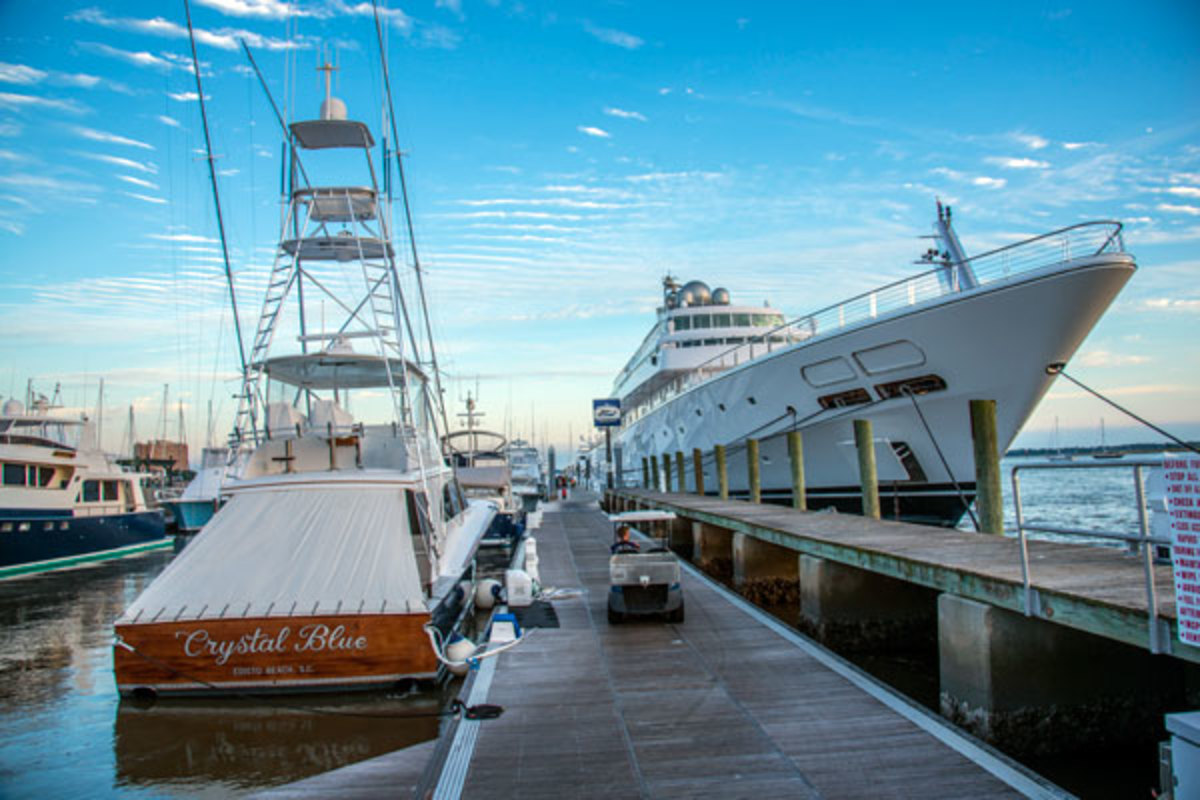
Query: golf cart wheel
[
  {"left": 667, "top": 601, "right": 684, "bottom": 624},
  {"left": 607, "top": 606, "right": 624, "bottom": 624}
]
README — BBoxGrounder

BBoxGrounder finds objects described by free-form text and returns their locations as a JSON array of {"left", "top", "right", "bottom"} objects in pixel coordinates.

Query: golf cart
[{"left": 606, "top": 510, "right": 684, "bottom": 624}]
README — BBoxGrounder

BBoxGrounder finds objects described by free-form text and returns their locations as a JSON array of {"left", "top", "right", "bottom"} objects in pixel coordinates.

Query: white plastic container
[
  {"left": 523, "top": 536, "right": 540, "bottom": 583},
  {"left": 505, "top": 568, "right": 534, "bottom": 608}
]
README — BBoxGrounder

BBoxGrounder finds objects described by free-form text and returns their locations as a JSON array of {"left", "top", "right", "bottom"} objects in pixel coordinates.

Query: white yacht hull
[{"left": 617, "top": 254, "right": 1135, "bottom": 525}]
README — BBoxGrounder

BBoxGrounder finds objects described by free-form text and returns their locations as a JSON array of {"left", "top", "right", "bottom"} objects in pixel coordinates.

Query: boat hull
[
  {"left": 161, "top": 499, "right": 218, "bottom": 533},
  {"left": 114, "top": 612, "right": 438, "bottom": 696},
  {"left": 0, "top": 510, "right": 168, "bottom": 577},
  {"left": 618, "top": 256, "right": 1135, "bottom": 526}
]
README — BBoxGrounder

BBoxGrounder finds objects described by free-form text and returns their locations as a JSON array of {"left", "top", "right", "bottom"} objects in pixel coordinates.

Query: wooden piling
[
  {"left": 787, "top": 430, "right": 806, "bottom": 511},
  {"left": 970, "top": 399, "right": 1003, "bottom": 534},
  {"left": 854, "top": 419, "right": 880, "bottom": 519},
  {"left": 693, "top": 448, "right": 705, "bottom": 496},
  {"left": 641, "top": 457, "right": 649, "bottom": 489},
  {"left": 651, "top": 453, "right": 660, "bottom": 492},
  {"left": 675, "top": 451, "right": 686, "bottom": 496},
  {"left": 715, "top": 444, "right": 728, "bottom": 500},
  {"left": 663, "top": 453, "right": 673, "bottom": 493},
  {"left": 747, "top": 438, "right": 761, "bottom": 504}
]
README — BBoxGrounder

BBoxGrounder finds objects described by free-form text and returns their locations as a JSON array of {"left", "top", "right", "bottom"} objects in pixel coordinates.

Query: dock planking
[
  {"left": 612, "top": 488, "right": 1187, "bottom": 663},
  {"left": 453, "top": 494, "right": 1057, "bottom": 799}
]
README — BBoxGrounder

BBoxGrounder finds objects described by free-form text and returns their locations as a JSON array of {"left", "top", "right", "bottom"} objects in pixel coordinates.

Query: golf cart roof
[{"left": 607, "top": 510, "right": 676, "bottom": 523}]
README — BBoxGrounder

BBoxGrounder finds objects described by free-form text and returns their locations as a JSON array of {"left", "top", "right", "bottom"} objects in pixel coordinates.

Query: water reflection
[
  {"left": 0, "top": 547, "right": 451, "bottom": 798},
  {"left": 113, "top": 693, "right": 442, "bottom": 793}
]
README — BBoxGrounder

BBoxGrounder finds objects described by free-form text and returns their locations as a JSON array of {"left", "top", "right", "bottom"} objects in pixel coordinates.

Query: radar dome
[
  {"left": 681, "top": 280, "right": 711, "bottom": 306},
  {"left": 712, "top": 287, "right": 731, "bottom": 305},
  {"left": 320, "top": 96, "right": 347, "bottom": 121},
  {"left": 2, "top": 399, "right": 23, "bottom": 416},
  {"left": 678, "top": 288, "right": 695, "bottom": 307}
]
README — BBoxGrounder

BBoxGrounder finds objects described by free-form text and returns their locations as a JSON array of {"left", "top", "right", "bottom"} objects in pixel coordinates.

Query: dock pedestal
[
  {"left": 938, "top": 593, "right": 1180, "bottom": 756},
  {"left": 799, "top": 554, "right": 935, "bottom": 651}
]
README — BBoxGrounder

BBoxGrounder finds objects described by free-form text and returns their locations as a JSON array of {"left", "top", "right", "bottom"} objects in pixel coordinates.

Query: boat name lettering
[
  {"left": 295, "top": 623, "right": 368, "bottom": 653},
  {"left": 175, "top": 627, "right": 292, "bottom": 665}
]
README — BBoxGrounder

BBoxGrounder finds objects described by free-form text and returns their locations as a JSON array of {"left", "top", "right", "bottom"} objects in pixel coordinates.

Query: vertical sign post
[
  {"left": 593, "top": 398, "right": 622, "bottom": 490},
  {"left": 1166, "top": 455, "right": 1200, "bottom": 647}
]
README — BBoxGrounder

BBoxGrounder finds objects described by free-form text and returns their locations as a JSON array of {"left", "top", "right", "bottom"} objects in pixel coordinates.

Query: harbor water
[{"left": 0, "top": 456, "right": 1172, "bottom": 797}]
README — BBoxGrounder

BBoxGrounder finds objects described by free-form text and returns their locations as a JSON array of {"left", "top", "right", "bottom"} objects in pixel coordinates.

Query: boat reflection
[{"left": 113, "top": 691, "right": 444, "bottom": 792}]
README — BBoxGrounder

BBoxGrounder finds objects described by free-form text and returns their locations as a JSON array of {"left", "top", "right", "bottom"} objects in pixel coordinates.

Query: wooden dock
[
  {"left": 256, "top": 493, "right": 1064, "bottom": 798},
  {"left": 610, "top": 487, "right": 1187, "bottom": 663}
]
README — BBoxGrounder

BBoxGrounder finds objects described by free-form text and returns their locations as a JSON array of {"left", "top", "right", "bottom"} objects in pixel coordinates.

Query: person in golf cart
[{"left": 611, "top": 524, "right": 639, "bottom": 554}]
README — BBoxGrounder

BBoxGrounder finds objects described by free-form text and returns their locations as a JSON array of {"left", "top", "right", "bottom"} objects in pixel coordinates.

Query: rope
[
  {"left": 1048, "top": 363, "right": 1200, "bottom": 455},
  {"left": 902, "top": 387, "right": 979, "bottom": 530},
  {"left": 113, "top": 635, "right": 499, "bottom": 720}
]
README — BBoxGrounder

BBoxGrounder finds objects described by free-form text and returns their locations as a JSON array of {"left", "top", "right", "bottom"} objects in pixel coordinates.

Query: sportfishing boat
[
  {"left": 613, "top": 204, "right": 1136, "bottom": 525},
  {"left": 158, "top": 446, "right": 237, "bottom": 533},
  {"left": 1, "top": 393, "right": 166, "bottom": 578},
  {"left": 443, "top": 394, "right": 524, "bottom": 546},
  {"left": 506, "top": 440, "right": 542, "bottom": 512},
  {"left": 113, "top": 64, "right": 494, "bottom": 696}
]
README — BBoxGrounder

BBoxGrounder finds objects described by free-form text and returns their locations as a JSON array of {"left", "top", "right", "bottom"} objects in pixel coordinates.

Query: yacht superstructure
[{"left": 613, "top": 206, "right": 1136, "bottom": 525}]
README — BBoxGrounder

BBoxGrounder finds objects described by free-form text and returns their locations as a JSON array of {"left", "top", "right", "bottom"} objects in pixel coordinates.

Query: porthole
[
  {"left": 748, "top": 396, "right": 757, "bottom": 405},
  {"left": 678, "top": 426, "right": 686, "bottom": 434},
  {"left": 695, "top": 409, "right": 702, "bottom": 417},
  {"left": 718, "top": 403, "right": 726, "bottom": 412}
]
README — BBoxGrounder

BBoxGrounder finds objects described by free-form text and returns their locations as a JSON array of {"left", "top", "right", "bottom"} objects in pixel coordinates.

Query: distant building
[{"left": 133, "top": 440, "right": 189, "bottom": 473}]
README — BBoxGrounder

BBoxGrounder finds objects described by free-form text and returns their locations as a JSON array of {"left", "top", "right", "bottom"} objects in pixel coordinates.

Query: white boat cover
[{"left": 118, "top": 485, "right": 425, "bottom": 624}]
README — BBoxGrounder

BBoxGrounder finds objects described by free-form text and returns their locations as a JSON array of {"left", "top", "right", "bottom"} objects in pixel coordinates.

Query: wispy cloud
[
  {"left": 625, "top": 170, "right": 723, "bottom": 183},
  {"left": 1076, "top": 349, "right": 1150, "bottom": 368},
  {"left": 984, "top": 156, "right": 1049, "bottom": 169},
  {"left": 0, "top": 173, "right": 101, "bottom": 196},
  {"left": 583, "top": 22, "right": 643, "bottom": 49},
  {"left": 148, "top": 233, "right": 218, "bottom": 243},
  {"left": 167, "top": 91, "right": 208, "bottom": 102},
  {"left": 69, "top": 7, "right": 302, "bottom": 52},
  {"left": 1012, "top": 132, "right": 1050, "bottom": 150},
  {"left": 973, "top": 176, "right": 1007, "bottom": 189},
  {"left": 578, "top": 125, "right": 611, "bottom": 138},
  {"left": 604, "top": 107, "right": 647, "bottom": 122},
  {"left": 458, "top": 197, "right": 623, "bottom": 210},
  {"left": 72, "top": 126, "right": 154, "bottom": 150},
  {"left": 117, "top": 175, "right": 159, "bottom": 190},
  {"left": 193, "top": 0, "right": 311, "bottom": 19},
  {"left": 77, "top": 41, "right": 187, "bottom": 73},
  {"left": 0, "top": 62, "right": 46, "bottom": 85},
  {"left": 157, "top": 115, "right": 182, "bottom": 128},
  {"left": 124, "top": 191, "right": 168, "bottom": 205},
  {"left": 1158, "top": 203, "right": 1200, "bottom": 216},
  {"left": 1139, "top": 298, "right": 1200, "bottom": 314},
  {"left": 1165, "top": 186, "right": 1200, "bottom": 199},
  {"left": 76, "top": 152, "right": 158, "bottom": 174},
  {"left": 0, "top": 92, "right": 87, "bottom": 114}
]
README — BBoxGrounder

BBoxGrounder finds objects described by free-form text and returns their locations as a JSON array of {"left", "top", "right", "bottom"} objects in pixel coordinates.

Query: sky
[{"left": 0, "top": 0, "right": 1197, "bottom": 464}]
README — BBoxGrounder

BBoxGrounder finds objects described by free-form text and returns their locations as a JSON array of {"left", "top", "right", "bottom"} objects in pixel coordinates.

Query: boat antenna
[
  {"left": 371, "top": 0, "right": 451, "bottom": 439},
  {"left": 239, "top": 38, "right": 311, "bottom": 190},
  {"left": 183, "top": 0, "right": 253, "bottom": 439}
]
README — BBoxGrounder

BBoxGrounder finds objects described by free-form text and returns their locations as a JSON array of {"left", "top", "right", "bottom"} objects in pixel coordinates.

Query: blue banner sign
[{"left": 593, "top": 398, "right": 621, "bottom": 427}]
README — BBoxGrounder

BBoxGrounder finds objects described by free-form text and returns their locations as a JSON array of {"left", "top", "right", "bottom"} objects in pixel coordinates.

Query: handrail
[
  {"left": 649, "top": 221, "right": 1127, "bottom": 412},
  {"left": 1011, "top": 459, "right": 1167, "bottom": 655}
]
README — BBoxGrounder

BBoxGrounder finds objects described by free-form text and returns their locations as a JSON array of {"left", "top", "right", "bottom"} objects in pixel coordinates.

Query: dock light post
[
  {"left": 715, "top": 445, "right": 729, "bottom": 500},
  {"left": 693, "top": 448, "right": 705, "bottom": 496},
  {"left": 663, "top": 453, "right": 674, "bottom": 493},
  {"left": 788, "top": 430, "right": 806, "bottom": 510},
  {"left": 675, "top": 451, "right": 686, "bottom": 495},
  {"left": 970, "top": 399, "right": 1003, "bottom": 534},
  {"left": 854, "top": 419, "right": 880, "bottom": 519},
  {"left": 747, "top": 438, "right": 761, "bottom": 504}
]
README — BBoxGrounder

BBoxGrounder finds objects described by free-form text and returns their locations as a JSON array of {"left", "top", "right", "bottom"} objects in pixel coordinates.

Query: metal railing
[
  {"left": 659, "top": 221, "right": 1127, "bottom": 408},
  {"left": 1011, "top": 459, "right": 1169, "bottom": 654}
]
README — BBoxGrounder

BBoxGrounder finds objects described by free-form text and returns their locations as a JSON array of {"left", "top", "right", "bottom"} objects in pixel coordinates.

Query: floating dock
[{"left": 257, "top": 493, "right": 1065, "bottom": 799}]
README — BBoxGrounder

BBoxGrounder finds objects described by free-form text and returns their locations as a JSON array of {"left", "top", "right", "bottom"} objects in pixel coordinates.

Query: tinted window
[
  {"left": 733, "top": 313, "right": 751, "bottom": 326},
  {"left": 673, "top": 316, "right": 690, "bottom": 331},
  {"left": 712, "top": 313, "right": 731, "bottom": 328},
  {"left": 692, "top": 314, "right": 711, "bottom": 329},
  {"left": 102, "top": 481, "right": 119, "bottom": 501},
  {"left": 83, "top": 480, "right": 100, "bottom": 502},
  {"left": 38, "top": 467, "right": 54, "bottom": 487},
  {"left": 3, "top": 463, "right": 25, "bottom": 486}
]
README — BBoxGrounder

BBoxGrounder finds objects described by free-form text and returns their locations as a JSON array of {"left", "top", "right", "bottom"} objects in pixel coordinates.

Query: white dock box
[{"left": 1167, "top": 711, "right": 1200, "bottom": 797}]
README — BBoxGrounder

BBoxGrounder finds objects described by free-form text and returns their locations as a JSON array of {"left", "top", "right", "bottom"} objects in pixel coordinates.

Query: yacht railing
[
  {"left": 652, "top": 221, "right": 1127, "bottom": 408},
  {"left": 1010, "top": 459, "right": 1169, "bottom": 655}
]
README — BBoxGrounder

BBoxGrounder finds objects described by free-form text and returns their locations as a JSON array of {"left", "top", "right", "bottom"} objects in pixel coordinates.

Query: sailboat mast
[{"left": 183, "top": 0, "right": 253, "bottom": 438}]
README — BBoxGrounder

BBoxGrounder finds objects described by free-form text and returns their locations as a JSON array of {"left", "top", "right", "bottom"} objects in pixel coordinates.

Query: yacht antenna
[
  {"left": 183, "top": 0, "right": 254, "bottom": 439},
  {"left": 371, "top": 0, "right": 450, "bottom": 440}
]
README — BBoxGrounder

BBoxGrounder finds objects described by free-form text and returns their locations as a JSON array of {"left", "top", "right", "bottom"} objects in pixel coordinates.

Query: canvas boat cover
[{"left": 118, "top": 484, "right": 426, "bottom": 624}]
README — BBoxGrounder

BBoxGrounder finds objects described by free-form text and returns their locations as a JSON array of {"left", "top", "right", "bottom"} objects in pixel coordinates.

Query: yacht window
[
  {"left": 674, "top": 316, "right": 691, "bottom": 331},
  {"left": 0, "top": 522, "right": 11, "bottom": 532},
  {"left": 691, "top": 314, "right": 711, "bottom": 329},
  {"left": 753, "top": 314, "right": 773, "bottom": 327},
  {"left": 712, "top": 313, "right": 731, "bottom": 328},
  {"left": 704, "top": 339, "right": 721, "bottom": 346},
  {"left": 734, "top": 313, "right": 751, "bottom": 327},
  {"left": 102, "top": 481, "right": 119, "bottom": 501},
  {"left": 38, "top": 467, "right": 54, "bottom": 487},
  {"left": 82, "top": 480, "right": 100, "bottom": 502},
  {"left": 725, "top": 337, "right": 745, "bottom": 345},
  {"left": 3, "top": 463, "right": 25, "bottom": 486}
]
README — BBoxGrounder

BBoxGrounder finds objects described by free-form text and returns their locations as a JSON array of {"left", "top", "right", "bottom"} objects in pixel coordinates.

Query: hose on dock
[{"left": 422, "top": 622, "right": 535, "bottom": 672}]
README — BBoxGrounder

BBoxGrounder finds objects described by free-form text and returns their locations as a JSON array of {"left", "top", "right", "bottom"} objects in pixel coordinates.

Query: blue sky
[{"left": 0, "top": 0, "right": 1197, "bottom": 461}]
